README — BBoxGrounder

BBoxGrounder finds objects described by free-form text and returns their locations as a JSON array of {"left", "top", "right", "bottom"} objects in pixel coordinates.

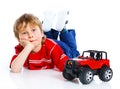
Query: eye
[
  {"left": 22, "top": 32, "right": 27, "bottom": 35},
  {"left": 32, "top": 29, "right": 36, "bottom": 32}
]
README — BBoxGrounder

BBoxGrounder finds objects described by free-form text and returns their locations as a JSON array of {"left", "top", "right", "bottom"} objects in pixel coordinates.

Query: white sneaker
[
  {"left": 54, "top": 10, "right": 69, "bottom": 31},
  {"left": 42, "top": 11, "right": 56, "bottom": 32}
]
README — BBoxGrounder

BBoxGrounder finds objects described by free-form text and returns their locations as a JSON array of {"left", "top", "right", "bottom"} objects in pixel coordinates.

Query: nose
[{"left": 28, "top": 32, "right": 33, "bottom": 38}]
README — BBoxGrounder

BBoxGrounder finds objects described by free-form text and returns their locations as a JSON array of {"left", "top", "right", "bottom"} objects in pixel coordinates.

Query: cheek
[
  {"left": 19, "top": 34, "right": 28, "bottom": 40},
  {"left": 36, "top": 32, "right": 44, "bottom": 38}
]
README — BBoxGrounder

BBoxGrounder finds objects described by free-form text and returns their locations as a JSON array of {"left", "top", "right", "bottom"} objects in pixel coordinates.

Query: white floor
[
  {"left": 0, "top": 61, "right": 119, "bottom": 89},
  {"left": 0, "top": 0, "right": 120, "bottom": 89}
]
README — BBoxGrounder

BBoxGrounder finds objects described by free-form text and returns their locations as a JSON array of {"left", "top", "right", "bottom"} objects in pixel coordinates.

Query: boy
[{"left": 10, "top": 13, "right": 80, "bottom": 73}]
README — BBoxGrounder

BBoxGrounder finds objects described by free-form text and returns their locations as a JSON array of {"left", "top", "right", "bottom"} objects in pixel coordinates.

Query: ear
[{"left": 41, "top": 31, "right": 44, "bottom": 38}]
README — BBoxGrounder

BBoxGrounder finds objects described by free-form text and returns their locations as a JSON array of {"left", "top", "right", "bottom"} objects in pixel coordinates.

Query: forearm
[{"left": 11, "top": 45, "right": 33, "bottom": 73}]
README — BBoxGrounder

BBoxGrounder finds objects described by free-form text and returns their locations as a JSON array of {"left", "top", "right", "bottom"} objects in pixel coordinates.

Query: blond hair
[{"left": 13, "top": 13, "right": 46, "bottom": 41}]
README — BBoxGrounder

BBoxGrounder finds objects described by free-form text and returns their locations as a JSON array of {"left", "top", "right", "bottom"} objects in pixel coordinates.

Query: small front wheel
[
  {"left": 79, "top": 68, "right": 93, "bottom": 84},
  {"left": 62, "top": 69, "right": 75, "bottom": 81}
]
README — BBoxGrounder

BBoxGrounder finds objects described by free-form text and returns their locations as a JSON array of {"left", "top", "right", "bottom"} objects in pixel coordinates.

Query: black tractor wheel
[
  {"left": 79, "top": 68, "right": 93, "bottom": 84},
  {"left": 62, "top": 69, "right": 75, "bottom": 81},
  {"left": 99, "top": 66, "right": 113, "bottom": 82}
]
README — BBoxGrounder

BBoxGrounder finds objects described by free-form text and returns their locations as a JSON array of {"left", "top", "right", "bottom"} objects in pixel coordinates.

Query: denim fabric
[
  {"left": 44, "top": 29, "right": 80, "bottom": 58},
  {"left": 44, "top": 29, "right": 59, "bottom": 39}
]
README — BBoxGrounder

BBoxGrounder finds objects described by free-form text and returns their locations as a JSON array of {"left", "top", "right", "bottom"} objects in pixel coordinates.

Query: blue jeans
[{"left": 44, "top": 29, "right": 80, "bottom": 58}]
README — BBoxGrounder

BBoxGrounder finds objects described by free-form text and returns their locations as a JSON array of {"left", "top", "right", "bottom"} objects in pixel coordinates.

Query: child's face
[{"left": 18, "top": 24, "right": 44, "bottom": 48}]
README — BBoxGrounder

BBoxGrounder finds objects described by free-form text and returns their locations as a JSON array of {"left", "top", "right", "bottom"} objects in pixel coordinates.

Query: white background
[{"left": 0, "top": 0, "right": 120, "bottom": 89}]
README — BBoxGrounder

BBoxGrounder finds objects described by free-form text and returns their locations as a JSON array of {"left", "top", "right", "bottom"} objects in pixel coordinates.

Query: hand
[{"left": 20, "top": 40, "right": 34, "bottom": 50}]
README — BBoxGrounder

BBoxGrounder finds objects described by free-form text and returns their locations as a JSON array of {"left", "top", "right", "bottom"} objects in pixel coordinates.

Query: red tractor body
[{"left": 63, "top": 50, "right": 113, "bottom": 84}]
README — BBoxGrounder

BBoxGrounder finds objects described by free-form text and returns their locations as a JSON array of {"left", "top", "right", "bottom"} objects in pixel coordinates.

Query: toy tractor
[{"left": 62, "top": 50, "right": 113, "bottom": 84}]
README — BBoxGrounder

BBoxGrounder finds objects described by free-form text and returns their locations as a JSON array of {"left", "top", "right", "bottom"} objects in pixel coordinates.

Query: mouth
[
  {"left": 30, "top": 40, "right": 34, "bottom": 42},
  {"left": 30, "top": 40, "right": 36, "bottom": 42}
]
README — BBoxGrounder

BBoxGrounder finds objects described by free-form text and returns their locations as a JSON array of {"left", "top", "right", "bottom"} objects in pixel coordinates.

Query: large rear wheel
[{"left": 99, "top": 66, "right": 113, "bottom": 82}]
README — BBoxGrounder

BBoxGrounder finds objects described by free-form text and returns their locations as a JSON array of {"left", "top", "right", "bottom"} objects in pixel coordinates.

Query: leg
[
  {"left": 59, "top": 29, "right": 80, "bottom": 58},
  {"left": 44, "top": 29, "right": 59, "bottom": 40},
  {"left": 45, "top": 29, "right": 80, "bottom": 58},
  {"left": 44, "top": 29, "right": 74, "bottom": 58},
  {"left": 54, "top": 40, "right": 73, "bottom": 58}
]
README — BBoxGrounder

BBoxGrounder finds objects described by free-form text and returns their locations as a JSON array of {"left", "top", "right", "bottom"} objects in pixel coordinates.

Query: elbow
[
  {"left": 11, "top": 68, "right": 21, "bottom": 73},
  {"left": 10, "top": 66, "right": 22, "bottom": 73}
]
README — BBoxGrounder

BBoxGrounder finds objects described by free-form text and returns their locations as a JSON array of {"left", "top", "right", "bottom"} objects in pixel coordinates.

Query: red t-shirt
[{"left": 10, "top": 38, "right": 69, "bottom": 71}]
